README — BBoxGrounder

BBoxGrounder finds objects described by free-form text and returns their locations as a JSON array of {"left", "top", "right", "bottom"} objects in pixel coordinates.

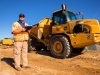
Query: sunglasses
[{"left": 19, "top": 16, "right": 25, "bottom": 18}]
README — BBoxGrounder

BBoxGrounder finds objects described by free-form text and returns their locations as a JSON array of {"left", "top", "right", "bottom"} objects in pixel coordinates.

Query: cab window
[{"left": 53, "top": 12, "right": 66, "bottom": 25}]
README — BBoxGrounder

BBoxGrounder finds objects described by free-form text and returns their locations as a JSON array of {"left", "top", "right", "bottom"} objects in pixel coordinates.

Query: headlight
[{"left": 64, "top": 26, "right": 67, "bottom": 30}]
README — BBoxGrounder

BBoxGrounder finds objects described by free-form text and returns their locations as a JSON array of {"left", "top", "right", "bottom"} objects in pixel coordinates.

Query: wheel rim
[{"left": 53, "top": 41, "right": 63, "bottom": 53}]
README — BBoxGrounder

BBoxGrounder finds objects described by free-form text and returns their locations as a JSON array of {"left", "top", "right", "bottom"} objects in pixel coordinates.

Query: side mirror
[
  {"left": 79, "top": 12, "right": 83, "bottom": 15},
  {"left": 79, "top": 12, "right": 84, "bottom": 19},
  {"left": 76, "top": 13, "right": 78, "bottom": 15}
]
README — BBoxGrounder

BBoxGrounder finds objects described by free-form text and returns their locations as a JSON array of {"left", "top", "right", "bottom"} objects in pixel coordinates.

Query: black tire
[
  {"left": 50, "top": 35, "right": 72, "bottom": 59},
  {"left": 73, "top": 47, "right": 85, "bottom": 54}
]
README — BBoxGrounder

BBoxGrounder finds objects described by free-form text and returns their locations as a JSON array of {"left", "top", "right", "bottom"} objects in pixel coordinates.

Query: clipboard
[{"left": 25, "top": 26, "right": 32, "bottom": 30}]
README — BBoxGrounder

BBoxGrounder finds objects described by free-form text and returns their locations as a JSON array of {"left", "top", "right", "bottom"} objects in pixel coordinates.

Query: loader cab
[
  {"left": 50, "top": 4, "right": 78, "bottom": 34},
  {"left": 52, "top": 10, "right": 77, "bottom": 26}
]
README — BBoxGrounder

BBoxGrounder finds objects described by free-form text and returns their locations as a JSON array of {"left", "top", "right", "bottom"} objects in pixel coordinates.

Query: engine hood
[
  {"left": 68, "top": 19, "right": 100, "bottom": 34},
  {"left": 76, "top": 19, "right": 99, "bottom": 25},
  {"left": 68, "top": 19, "right": 99, "bottom": 25}
]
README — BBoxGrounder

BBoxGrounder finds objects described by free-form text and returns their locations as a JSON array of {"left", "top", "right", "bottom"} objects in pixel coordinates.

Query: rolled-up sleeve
[{"left": 11, "top": 22, "right": 18, "bottom": 33}]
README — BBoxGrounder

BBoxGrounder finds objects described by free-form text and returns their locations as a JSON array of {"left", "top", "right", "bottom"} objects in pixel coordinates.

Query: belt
[{"left": 14, "top": 40, "right": 28, "bottom": 42}]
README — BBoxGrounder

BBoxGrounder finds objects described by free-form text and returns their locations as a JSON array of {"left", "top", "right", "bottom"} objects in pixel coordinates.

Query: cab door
[{"left": 52, "top": 12, "right": 70, "bottom": 34}]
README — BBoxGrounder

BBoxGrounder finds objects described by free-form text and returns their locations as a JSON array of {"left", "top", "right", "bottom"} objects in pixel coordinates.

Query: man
[{"left": 11, "top": 13, "right": 30, "bottom": 71}]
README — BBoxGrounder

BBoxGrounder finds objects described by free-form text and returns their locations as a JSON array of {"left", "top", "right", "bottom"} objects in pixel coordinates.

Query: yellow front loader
[
  {"left": 28, "top": 4, "right": 100, "bottom": 59},
  {"left": 2, "top": 38, "right": 13, "bottom": 45}
]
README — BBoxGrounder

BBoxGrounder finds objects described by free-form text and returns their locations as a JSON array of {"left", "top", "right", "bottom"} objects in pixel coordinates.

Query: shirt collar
[{"left": 18, "top": 20, "right": 25, "bottom": 23}]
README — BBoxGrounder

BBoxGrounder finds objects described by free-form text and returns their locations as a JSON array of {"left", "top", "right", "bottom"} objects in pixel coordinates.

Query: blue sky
[{"left": 0, "top": 0, "right": 100, "bottom": 40}]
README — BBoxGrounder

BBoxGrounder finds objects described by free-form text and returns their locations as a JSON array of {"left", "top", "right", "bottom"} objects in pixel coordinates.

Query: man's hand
[
  {"left": 22, "top": 28, "right": 26, "bottom": 32},
  {"left": 12, "top": 28, "right": 26, "bottom": 34},
  {"left": 28, "top": 30, "right": 31, "bottom": 33}
]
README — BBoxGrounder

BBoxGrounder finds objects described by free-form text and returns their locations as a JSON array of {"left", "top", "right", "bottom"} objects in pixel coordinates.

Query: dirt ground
[{"left": 0, "top": 46, "right": 100, "bottom": 75}]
